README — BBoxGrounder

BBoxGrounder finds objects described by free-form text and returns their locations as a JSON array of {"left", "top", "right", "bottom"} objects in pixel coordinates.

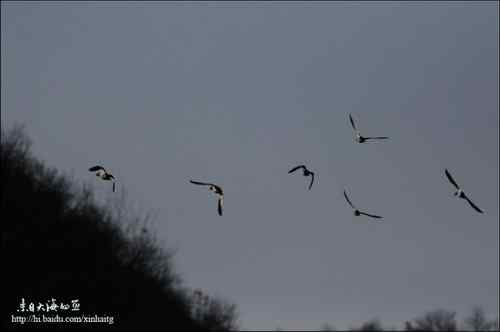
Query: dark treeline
[
  {"left": 2, "top": 125, "right": 238, "bottom": 331},
  {"left": 318, "top": 306, "right": 499, "bottom": 331}
]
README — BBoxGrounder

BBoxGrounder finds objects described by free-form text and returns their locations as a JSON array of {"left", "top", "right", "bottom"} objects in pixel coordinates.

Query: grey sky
[{"left": 2, "top": 1, "right": 498, "bottom": 330}]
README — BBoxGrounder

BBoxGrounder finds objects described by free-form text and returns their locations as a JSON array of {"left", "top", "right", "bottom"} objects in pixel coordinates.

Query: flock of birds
[{"left": 88, "top": 113, "right": 484, "bottom": 218}]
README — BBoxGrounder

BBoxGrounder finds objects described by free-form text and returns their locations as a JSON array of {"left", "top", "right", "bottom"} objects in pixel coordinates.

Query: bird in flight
[
  {"left": 189, "top": 180, "right": 224, "bottom": 216},
  {"left": 444, "top": 169, "right": 483, "bottom": 214},
  {"left": 349, "top": 113, "right": 389, "bottom": 143},
  {"left": 89, "top": 165, "right": 116, "bottom": 192},
  {"left": 288, "top": 165, "right": 315, "bottom": 190},
  {"left": 343, "top": 189, "right": 383, "bottom": 220}
]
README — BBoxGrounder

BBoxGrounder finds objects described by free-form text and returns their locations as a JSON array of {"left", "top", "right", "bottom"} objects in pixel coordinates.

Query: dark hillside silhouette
[{"left": 2, "top": 125, "right": 238, "bottom": 331}]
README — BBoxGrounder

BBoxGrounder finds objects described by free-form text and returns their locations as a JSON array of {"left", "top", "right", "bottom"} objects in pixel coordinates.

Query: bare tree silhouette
[
  {"left": 403, "top": 307, "right": 500, "bottom": 332},
  {"left": 462, "top": 306, "right": 498, "bottom": 332},
  {"left": 404, "top": 309, "right": 457, "bottom": 331},
  {"left": 354, "top": 318, "right": 385, "bottom": 331}
]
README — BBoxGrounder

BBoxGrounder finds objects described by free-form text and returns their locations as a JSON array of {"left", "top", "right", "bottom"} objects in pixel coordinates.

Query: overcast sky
[{"left": 2, "top": 1, "right": 498, "bottom": 330}]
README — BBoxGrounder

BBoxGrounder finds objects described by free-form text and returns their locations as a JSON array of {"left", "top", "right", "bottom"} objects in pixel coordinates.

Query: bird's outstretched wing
[
  {"left": 464, "top": 195, "right": 483, "bottom": 214},
  {"left": 359, "top": 211, "right": 383, "bottom": 219},
  {"left": 308, "top": 172, "right": 315, "bottom": 190},
  {"left": 89, "top": 165, "right": 105, "bottom": 172},
  {"left": 288, "top": 165, "right": 305, "bottom": 174},
  {"left": 343, "top": 190, "right": 355, "bottom": 209},
  {"left": 190, "top": 180, "right": 212, "bottom": 186},
  {"left": 349, "top": 113, "right": 357, "bottom": 131},
  {"left": 365, "top": 136, "right": 389, "bottom": 140},
  {"left": 445, "top": 169, "right": 460, "bottom": 190},
  {"left": 217, "top": 197, "right": 223, "bottom": 216}
]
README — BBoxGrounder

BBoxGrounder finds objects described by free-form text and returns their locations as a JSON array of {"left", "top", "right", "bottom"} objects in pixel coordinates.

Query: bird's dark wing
[
  {"left": 445, "top": 169, "right": 460, "bottom": 190},
  {"left": 365, "top": 136, "right": 389, "bottom": 140},
  {"left": 288, "top": 165, "right": 305, "bottom": 174},
  {"left": 464, "top": 195, "right": 483, "bottom": 214},
  {"left": 308, "top": 172, "right": 315, "bottom": 190},
  {"left": 89, "top": 165, "right": 105, "bottom": 172},
  {"left": 217, "top": 197, "right": 223, "bottom": 216},
  {"left": 359, "top": 211, "right": 383, "bottom": 219},
  {"left": 112, "top": 182, "right": 116, "bottom": 193},
  {"left": 343, "top": 190, "right": 355, "bottom": 209},
  {"left": 190, "top": 180, "right": 212, "bottom": 186},
  {"left": 349, "top": 113, "right": 357, "bottom": 131}
]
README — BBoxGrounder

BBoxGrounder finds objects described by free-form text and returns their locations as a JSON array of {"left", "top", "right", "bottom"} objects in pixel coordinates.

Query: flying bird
[
  {"left": 288, "top": 165, "right": 315, "bottom": 190},
  {"left": 189, "top": 180, "right": 224, "bottom": 216},
  {"left": 445, "top": 169, "right": 483, "bottom": 213},
  {"left": 89, "top": 165, "right": 116, "bottom": 192},
  {"left": 343, "top": 189, "right": 383, "bottom": 220},
  {"left": 349, "top": 113, "right": 389, "bottom": 143}
]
